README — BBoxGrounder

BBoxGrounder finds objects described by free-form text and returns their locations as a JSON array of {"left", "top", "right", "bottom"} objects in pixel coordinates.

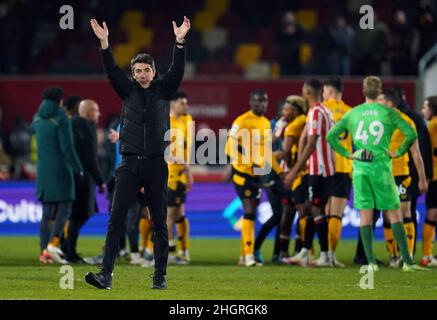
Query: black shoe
[
  {"left": 66, "top": 253, "right": 85, "bottom": 264},
  {"left": 150, "top": 273, "right": 167, "bottom": 290},
  {"left": 85, "top": 271, "right": 112, "bottom": 290},
  {"left": 353, "top": 256, "right": 368, "bottom": 266}
]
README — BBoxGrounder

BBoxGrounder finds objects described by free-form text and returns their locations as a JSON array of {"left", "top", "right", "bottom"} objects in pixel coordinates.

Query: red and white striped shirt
[{"left": 307, "top": 103, "right": 335, "bottom": 177}]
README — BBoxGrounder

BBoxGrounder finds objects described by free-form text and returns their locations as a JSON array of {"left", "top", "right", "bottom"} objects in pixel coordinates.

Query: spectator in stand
[
  {"left": 9, "top": 116, "right": 32, "bottom": 179},
  {"left": 417, "top": 2, "right": 437, "bottom": 59},
  {"left": 0, "top": 107, "right": 12, "bottom": 180},
  {"left": 276, "top": 11, "right": 304, "bottom": 76},
  {"left": 353, "top": 14, "right": 389, "bottom": 75},
  {"left": 388, "top": 10, "right": 419, "bottom": 76},
  {"left": 65, "top": 99, "right": 106, "bottom": 263},
  {"left": 324, "top": 15, "right": 355, "bottom": 75}
]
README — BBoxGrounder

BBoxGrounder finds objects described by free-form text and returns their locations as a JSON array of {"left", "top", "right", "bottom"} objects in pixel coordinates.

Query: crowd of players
[
  {"left": 32, "top": 75, "right": 437, "bottom": 271},
  {"left": 225, "top": 76, "right": 437, "bottom": 270}
]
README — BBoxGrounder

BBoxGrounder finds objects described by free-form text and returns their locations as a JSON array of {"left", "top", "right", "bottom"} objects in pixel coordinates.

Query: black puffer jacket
[{"left": 101, "top": 45, "right": 185, "bottom": 157}]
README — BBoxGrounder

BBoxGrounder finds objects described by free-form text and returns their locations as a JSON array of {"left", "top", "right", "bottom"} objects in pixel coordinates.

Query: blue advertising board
[{"left": 0, "top": 181, "right": 427, "bottom": 239}]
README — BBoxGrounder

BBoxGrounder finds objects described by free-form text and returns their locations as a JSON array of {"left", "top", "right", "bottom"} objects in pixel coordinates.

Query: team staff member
[
  {"left": 394, "top": 86, "right": 433, "bottom": 252},
  {"left": 225, "top": 90, "right": 283, "bottom": 267},
  {"left": 86, "top": 17, "right": 190, "bottom": 290},
  {"left": 322, "top": 77, "right": 352, "bottom": 267},
  {"left": 66, "top": 100, "right": 106, "bottom": 263},
  {"left": 421, "top": 96, "right": 437, "bottom": 267},
  {"left": 166, "top": 91, "right": 194, "bottom": 264},
  {"left": 378, "top": 89, "right": 427, "bottom": 264},
  {"left": 32, "top": 87, "right": 83, "bottom": 264}
]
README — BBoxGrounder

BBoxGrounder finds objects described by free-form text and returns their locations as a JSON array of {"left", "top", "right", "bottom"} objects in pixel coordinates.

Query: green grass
[{"left": 0, "top": 236, "right": 436, "bottom": 300}]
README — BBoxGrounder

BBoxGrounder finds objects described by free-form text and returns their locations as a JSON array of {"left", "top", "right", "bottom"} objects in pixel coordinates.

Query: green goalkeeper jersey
[{"left": 326, "top": 102, "right": 417, "bottom": 164}]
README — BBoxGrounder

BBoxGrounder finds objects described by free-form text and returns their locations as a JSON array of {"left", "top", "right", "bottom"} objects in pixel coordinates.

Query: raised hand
[
  {"left": 90, "top": 19, "right": 109, "bottom": 49},
  {"left": 172, "top": 16, "right": 191, "bottom": 42}
]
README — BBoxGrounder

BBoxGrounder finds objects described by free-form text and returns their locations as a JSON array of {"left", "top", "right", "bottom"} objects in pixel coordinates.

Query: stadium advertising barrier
[
  {"left": 0, "top": 77, "right": 416, "bottom": 134},
  {"left": 0, "top": 181, "right": 426, "bottom": 239}
]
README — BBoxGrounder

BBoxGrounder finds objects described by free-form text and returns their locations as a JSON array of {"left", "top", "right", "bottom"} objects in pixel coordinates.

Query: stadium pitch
[{"left": 0, "top": 237, "right": 436, "bottom": 300}]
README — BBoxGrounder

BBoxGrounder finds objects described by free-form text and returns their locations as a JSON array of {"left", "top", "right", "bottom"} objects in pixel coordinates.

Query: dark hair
[
  {"left": 130, "top": 53, "right": 155, "bottom": 71},
  {"left": 324, "top": 77, "right": 343, "bottom": 93},
  {"left": 171, "top": 91, "right": 187, "bottom": 101},
  {"left": 42, "top": 86, "right": 64, "bottom": 104},
  {"left": 250, "top": 89, "right": 268, "bottom": 99},
  {"left": 65, "top": 96, "right": 82, "bottom": 112},
  {"left": 383, "top": 88, "right": 401, "bottom": 107},
  {"left": 304, "top": 78, "right": 322, "bottom": 96},
  {"left": 392, "top": 86, "right": 406, "bottom": 101},
  {"left": 426, "top": 96, "right": 437, "bottom": 116}
]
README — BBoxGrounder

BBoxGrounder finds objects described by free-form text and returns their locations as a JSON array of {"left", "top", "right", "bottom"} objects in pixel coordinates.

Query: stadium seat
[
  {"left": 205, "top": 0, "right": 230, "bottom": 16},
  {"left": 222, "top": 63, "right": 243, "bottom": 76},
  {"left": 295, "top": 9, "right": 318, "bottom": 32},
  {"left": 113, "top": 44, "right": 139, "bottom": 67},
  {"left": 244, "top": 61, "right": 272, "bottom": 79},
  {"left": 120, "top": 10, "right": 145, "bottom": 32},
  {"left": 218, "top": 12, "right": 241, "bottom": 30},
  {"left": 129, "top": 28, "right": 154, "bottom": 49},
  {"left": 196, "top": 62, "right": 221, "bottom": 75},
  {"left": 184, "top": 62, "right": 196, "bottom": 79},
  {"left": 193, "top": 10, "right": 218, "bottom": 33},
  {"left": 202, "top": 27, "right": 228, "bottom": 52},
  {"left": 299, "top": 43, "right": 313, "bottom": 66},
  {"left": 235, "top": 44, "right": 262, "bottom": 69}
]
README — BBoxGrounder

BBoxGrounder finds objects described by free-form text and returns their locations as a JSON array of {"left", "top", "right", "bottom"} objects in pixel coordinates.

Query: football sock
[
  {"left": 279, "top": 235, "right": 290, "bottom": 256},
  {"left": 422, "top": 219, "right": 436, "bottom": 257},
  {"left": 328, "top": 215, "right": 342, "bottom": 252},
  {"left": 49, "top": 236, "right": 61, "bottom": 248},
  {"left": 176, "top": 216, "right": 190, "bottom": 251},
  {"left": 146, "top": 232, "right": 154, "bottom": 254},
  {"left": 403, "top": 217, "right": 415, "bottom": 256},
  {"left": 139, "top": 217, "right": 151, "bottom": 249},
  {"left": 391, "top": 222, "right": 414, "bottom": 265},
  {"left": 383, "top": 223, "right": 398, "bottom": 257},
  {"left": 303, "top": 217, "right": 315, "bottom": 250},
  {"left": 63, "top": 221, "right": 69, "bottom": 239},
  {"left": 314, "top": 215, "right": 329, "bottom": 252},
  {"left": 242, "top": 213, "right": 255, "bottom": 255},
  {"left": 169, "top": 239, "right": 176, "bottom": 254},
  {"left": 360, "top": 225, "right": 376, "bottom": 264}
]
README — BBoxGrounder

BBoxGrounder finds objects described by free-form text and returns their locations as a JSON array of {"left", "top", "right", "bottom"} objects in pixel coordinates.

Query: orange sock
[
  {"left": 242, "top": 216, "right": 255, "bottom": 255},
  {"left": 328, "top": 216, "right": 342, "bottom": 252},
  {"left": 146, "top": 232, "right": 154, "bottom": 253},
  {"left": 63, "top": 221, "right": 69, "bottom": 239},
  {"left": 139, "top": 217, "right": 151, "bottom": 249},
  {"left": 299, "top": 217, "right": 307, "bottom": 241},
  {"left": 384, "top": 226, "right": 398, "bottom": 257},
  {"left": 403, "top": 219, "right": 415, "bottom": 256},
  {"left": 49, "top": 236, "right": 61, "bottom": 247},
  {"left": 422, "top": 220, "right": 436, "bottom": 257}
]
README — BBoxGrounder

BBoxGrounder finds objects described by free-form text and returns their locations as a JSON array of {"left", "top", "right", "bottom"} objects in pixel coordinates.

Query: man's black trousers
[{"left": 102, "top": 155, "right": 168, "bottom": 276}]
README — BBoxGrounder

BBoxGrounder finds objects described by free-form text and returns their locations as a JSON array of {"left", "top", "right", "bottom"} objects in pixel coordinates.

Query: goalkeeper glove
[{"left": 351, "top": 149, "right": 374, "bottom": 162}]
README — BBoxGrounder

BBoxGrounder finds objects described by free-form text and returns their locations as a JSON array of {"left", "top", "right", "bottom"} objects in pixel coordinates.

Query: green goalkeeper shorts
[{"left": 352, "top": 161, "right": 400, "bottom": 210}]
